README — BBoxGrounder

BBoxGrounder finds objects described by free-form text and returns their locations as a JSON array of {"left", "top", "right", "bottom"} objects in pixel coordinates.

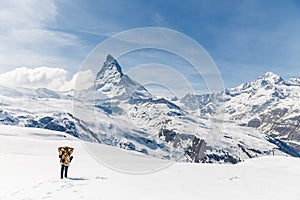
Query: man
[{"left": 58, "top": 146, "right": 74, "bottom": 179}]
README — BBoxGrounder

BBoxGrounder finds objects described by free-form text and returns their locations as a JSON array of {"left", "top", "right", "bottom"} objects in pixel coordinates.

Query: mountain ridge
[
  {"left": 182, "top": 71, "right": 300, "bottom": 153},
  {"left": 1, "top": 57, "right": 299, "bottom": 163}
]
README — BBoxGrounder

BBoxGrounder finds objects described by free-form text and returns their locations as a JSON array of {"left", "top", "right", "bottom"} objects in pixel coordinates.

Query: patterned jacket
[{"left": 58, "top": 146, "right": 74, "bottom": 166}]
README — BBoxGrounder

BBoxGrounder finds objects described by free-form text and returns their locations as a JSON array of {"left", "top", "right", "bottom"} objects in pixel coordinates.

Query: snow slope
[
  {"left": 0, "top": 125, "right": 300, "bottom": 200},
  {"left": 182, "top": 72, "right": 300, "bottom": 154},
  {"left": 1, "top": 56, "right": 290, "bottom": 164}
]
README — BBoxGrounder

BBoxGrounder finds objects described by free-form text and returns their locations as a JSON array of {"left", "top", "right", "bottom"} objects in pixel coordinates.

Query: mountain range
[
  {"left": 182, "top": 71, "right": 300, "bottom": 153},
  {"left": 0, "top": 55, "right": 299, "bottom": 163}
]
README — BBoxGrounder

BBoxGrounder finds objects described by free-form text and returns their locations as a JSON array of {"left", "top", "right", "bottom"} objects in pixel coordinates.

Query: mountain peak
[
  {"left": 225, "top": 71, "right": 284, "bottom": 96},
  {"left": 106, "top": 54, "right": 115, "bottom": 63},
  {"left": 259, "top": 72, "right": 283, "bottom": 84},
  {"left": 263, "top": 71, "right": 278, "bottom": 77},
  {"left": 94, "top": 55, "right": 151, "bottom": 99},
  {"left": 101, "top": 54, "right": 123, "bottom": 75}
]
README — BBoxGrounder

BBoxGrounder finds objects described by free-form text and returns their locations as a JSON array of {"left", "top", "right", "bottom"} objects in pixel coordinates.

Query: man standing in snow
[{"left": 58, "top": 146, "right": 74, "bottom": 179}]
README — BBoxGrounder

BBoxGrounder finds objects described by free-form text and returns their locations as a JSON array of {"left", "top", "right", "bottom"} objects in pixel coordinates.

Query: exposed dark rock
[
  {"left": 185, "top": 137, "right": 207, "bottom": 163},
  {"left": 247, "top": 118, "right": 261, "bottom": 128},
  {"left": 268, "top": 137, "right": 300, "bottom": 157},
  {"left": 159, "top": 129, "right": 177, "bottom": 143}
]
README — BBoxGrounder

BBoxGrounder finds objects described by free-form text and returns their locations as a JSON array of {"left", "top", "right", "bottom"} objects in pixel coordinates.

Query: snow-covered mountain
[
  {"left": 0, "top": 56, "right": 298, "bottom": 164},
  {"left": 94, "top": 55, "right": 151, "bottom": 100},
  {"left": 182, "top": 72, "right": 300, "bottom": 154}
]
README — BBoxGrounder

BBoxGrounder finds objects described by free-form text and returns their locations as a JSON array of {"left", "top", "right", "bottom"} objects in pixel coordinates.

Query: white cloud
[
  {"left": 0, "top": 67, "right": 94, "bottom": 91},
  {"left": 0, "top": 0, "right": 56, "bottom": 28},
  {"left": 60, "top": 70, "right": 95, "bottom": 91},
  {"left": 0, "top": 67, "right": 67, "bottom": 90},
  {"left": 0, "top": 0, "right": 79, "bottom": 72}
]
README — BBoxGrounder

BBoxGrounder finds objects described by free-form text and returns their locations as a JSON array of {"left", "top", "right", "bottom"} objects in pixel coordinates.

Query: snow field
[{"left": 0, "top": 125, "right": 300, "bottom": 200}]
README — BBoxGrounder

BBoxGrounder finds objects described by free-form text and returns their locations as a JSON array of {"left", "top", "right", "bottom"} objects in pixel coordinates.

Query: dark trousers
[{"left": 61, "top": 165, "right": 68, "bottom": 178}]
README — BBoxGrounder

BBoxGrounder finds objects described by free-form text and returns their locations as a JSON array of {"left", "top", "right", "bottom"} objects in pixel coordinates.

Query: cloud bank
[
  {"left": 0, "top": 67, "right": 94, "bottom": 91},
  {"left": 0, "top": 0, "right": 79, "bottom": 72}
]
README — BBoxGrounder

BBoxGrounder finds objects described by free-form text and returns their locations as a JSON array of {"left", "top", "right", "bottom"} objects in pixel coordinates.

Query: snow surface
[
  {"left": 0, "top": 57, "right": 296, "bottom": 164},
  {"left": 0, "top": 125, "right": 300, "bottom": 200},
  {"left": 1, "top": 80, "right": 286, "bottom": 163},
  {"left": 182, "top": 72, "right": 300, "bottom": 154}
]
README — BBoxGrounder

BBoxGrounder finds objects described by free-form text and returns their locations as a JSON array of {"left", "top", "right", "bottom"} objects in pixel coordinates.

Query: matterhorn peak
[
  {"left": 94, "top": 55, "right": 151, "bottom": 99},
  {"left": 106, "top": 54, "right": 115, "bottom": 63},
  {"left": 100, "top": 54, "right": 123, "bottom": 75}
]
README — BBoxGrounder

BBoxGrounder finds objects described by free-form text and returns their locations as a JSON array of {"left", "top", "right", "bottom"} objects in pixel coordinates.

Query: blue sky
[{"left": 0, "top": 0, "right": 300, "bottom": 94}]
